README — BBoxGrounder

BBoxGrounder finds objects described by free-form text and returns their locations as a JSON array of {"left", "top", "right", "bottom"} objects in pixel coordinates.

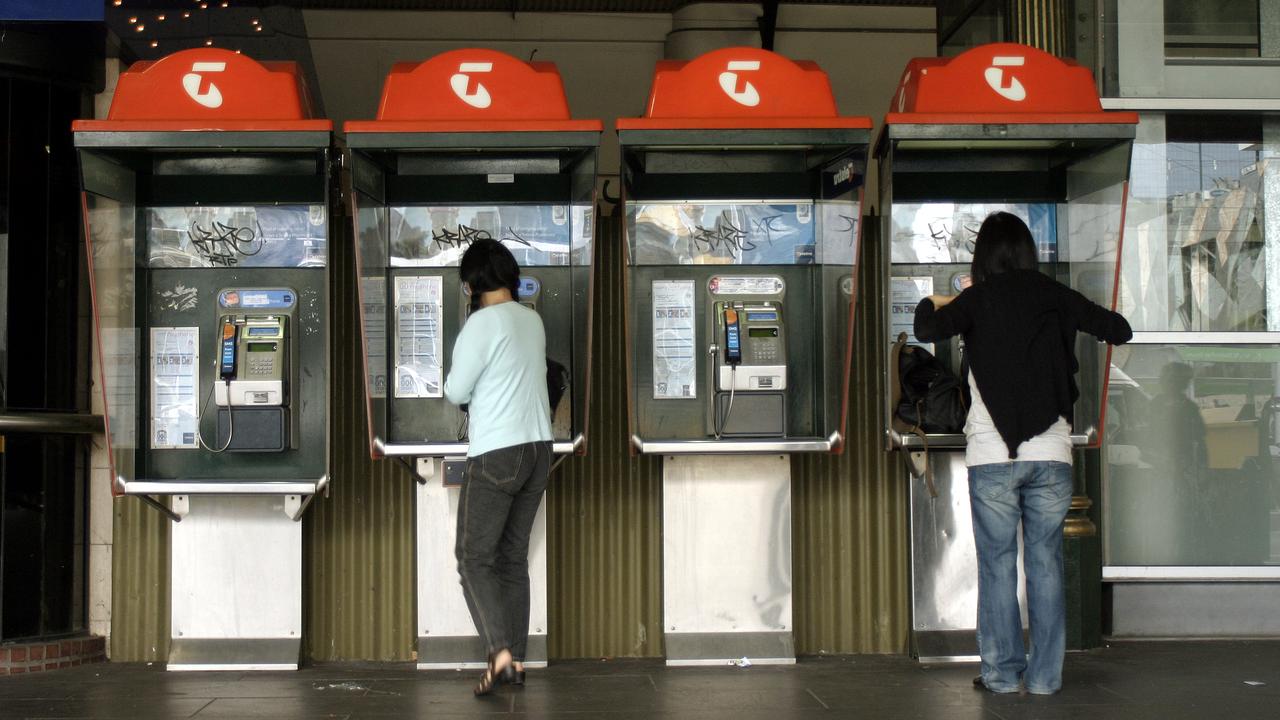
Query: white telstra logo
[
  {"left": 450, "top": 62, "right": 494, "bottom": 109},
  {"left": 984, "top": 55, "right": 1027, "bottom": 102},
  {"left": 182, "top": 61, "right": 226, "bottom": 108},
  {"left": 718, "top": 60, "right": 761, "bottom": 107}
]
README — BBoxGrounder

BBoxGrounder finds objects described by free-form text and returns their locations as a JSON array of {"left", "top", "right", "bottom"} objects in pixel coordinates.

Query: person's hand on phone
[{"left": 928, "top": 294, "right": 956, "bottom": 308}]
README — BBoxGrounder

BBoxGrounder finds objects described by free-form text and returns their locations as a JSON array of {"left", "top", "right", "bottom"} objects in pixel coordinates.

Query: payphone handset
[{"left": 214, "top": 315, "right": 289, "bottom": 407}]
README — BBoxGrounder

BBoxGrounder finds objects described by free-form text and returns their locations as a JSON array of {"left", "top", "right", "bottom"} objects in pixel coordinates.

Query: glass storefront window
[
  {"left": 1108, "top": 111, "right": 1280, "bottom": 571},
  {"left": 1105, "top": 341, "right": 1280, "bottom": 566},
  {"left": 1119, "top": 113, "right": 1280, "bottom": 333},
  {"left": 1164, "top": 0, "right": 1261, "bottom": 58}
]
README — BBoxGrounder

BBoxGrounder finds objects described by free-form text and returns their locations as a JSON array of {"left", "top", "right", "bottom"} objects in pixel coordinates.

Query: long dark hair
[
  {"left": 970, "top": 211, "right": 1038, "bottom": 284},
  {"left": 459, "top": 238, "right": 520, "bottom": 303}
]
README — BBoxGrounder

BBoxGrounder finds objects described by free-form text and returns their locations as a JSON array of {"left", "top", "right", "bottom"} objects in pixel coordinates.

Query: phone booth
[
  {"left": 618, "top": 48, "right": 869, "bottom": 665},
  {"left": 73, "top": 50, "right": 332, "bottom": 670},
  {"left": 345, "top": 49, "right": 599, "bottom": 669},
  {"left": 875, "top": 43, "right": 1136, "bottom": 660}
]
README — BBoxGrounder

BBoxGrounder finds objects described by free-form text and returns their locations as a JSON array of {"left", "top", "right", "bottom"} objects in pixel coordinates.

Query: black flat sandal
[{"left": 474, "top": 650, "right": 517, "bottom": 697}]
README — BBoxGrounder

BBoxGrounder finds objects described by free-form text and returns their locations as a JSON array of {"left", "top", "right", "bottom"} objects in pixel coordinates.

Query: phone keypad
[
  {"left": 247, "top": 358, "right": 275, "bottom": 376},
  {"left": 752, "top": 341, "right": 779, "bottom": 363}
]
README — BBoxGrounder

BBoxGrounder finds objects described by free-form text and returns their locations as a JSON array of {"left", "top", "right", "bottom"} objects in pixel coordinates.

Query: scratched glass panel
[
  {"left": 145, "top": 205, "right": 329, "bottom": 268},
  {"left": 387, "top": 204, "right": 573, "bottom": 267},
  {"left": 888, "top": 202, "right": 1058, "bottom": 265},
  {"left": 627, "top": 201, "right": 817, "bottom": 266}
]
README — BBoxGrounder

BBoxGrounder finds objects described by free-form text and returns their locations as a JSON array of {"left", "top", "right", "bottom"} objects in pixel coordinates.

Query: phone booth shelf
[
  {"left": 619, "top": 47, "right": 871, "bottom": 457},
  {"left": 874, "top": 42, "right": 1136, "bottom": 662},
  {"left": 74, "top": 49, "right": 333, "bottom": 671}
]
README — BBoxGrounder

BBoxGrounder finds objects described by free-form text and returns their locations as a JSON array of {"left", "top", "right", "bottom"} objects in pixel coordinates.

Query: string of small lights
[{"left": 108, "top": 0, "right": 266, "bottom": 54}]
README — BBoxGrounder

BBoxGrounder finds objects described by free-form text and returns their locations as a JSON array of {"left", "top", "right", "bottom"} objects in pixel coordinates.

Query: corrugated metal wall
[
  {"left": 304, "top": 195, "right": 417, "bottom": 662},
  {"left": 108, "top": 496, "right": 169, "bottom": 661},
  {"left": 792, "top": 220, "right": 910, "bottom": 655},
  {"left": 106, "top": 208, "right": 907, "bottom": 661},
  {"left": 546, "top": 214, "right": 665, "bottom": 659}
]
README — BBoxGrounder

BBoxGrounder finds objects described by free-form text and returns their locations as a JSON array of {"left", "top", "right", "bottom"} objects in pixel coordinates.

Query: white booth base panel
[
  {"left": 416, "top": 467, "right": 548, "bottom": 670},
  {"left": 168, "top": 495, "right": 303, "bottom": 671},
  {"left": 662, "top": 455, "right": 794, "bottom": 666},
  {"left": 910, "top": 452, "right": 1028, "bottom": 662}
]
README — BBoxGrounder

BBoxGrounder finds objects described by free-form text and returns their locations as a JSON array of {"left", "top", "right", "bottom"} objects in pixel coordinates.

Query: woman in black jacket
[{"left": 914, "top": 211, "right": 1131, "bottom": 695}]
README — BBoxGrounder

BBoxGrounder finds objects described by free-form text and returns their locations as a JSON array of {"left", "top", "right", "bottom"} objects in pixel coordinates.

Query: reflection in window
[
  {"left": 1105, "top": 344, "right": 1280, "bottom": 566},
  {"left": 1120, "top": 114, "right": 1278, "bottom": 332},
  {"left": 1164, "top": 0, "right": 1260, "bottom": 58}
]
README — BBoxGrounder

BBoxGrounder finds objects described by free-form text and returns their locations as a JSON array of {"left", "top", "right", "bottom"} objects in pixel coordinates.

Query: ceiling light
[
  {"left": 113, "top": 1, "right": 122, "bottom": 6},
  {"left": 205, "top": 39, "right": 214, "bottom": 46},
  {"left": 157, "top": 14, "right": 165, "bottom": 21},
  {"left": 221, "top": 1, "right": 229, "bottom": 6},
  {"left": 128, "top": 16, "right": 137, "bottom": 22},
  {"left": 255, "top": 26, "right": 262, "bottom": 32},
  {"left": 134, "top": 24, "right": 144, "bottom": 31},
  {"left": 251, "top": 18, "right": 258, "bottom": 25},
  {"left": 183, "top": 12, "right": 190, "bottom": 18},
  {"left": 150, "top": 40, "right": 158, "bottom": 48}
]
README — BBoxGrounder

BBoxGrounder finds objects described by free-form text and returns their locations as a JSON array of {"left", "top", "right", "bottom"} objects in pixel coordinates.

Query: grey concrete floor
[{"left": 1, "top": 641, "right": 1278, "bottom": 719}]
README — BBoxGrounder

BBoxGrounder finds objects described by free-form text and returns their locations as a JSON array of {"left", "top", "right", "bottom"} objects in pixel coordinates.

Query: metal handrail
[{"left": 0, "top": 411, "right": 104, "bottom": 435}]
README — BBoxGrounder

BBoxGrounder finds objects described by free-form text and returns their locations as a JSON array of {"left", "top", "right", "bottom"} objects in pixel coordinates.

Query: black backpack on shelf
[
  {"left": 893, "top": 334, "right": 968, "bottom": 434},
  {"left": 890, "top": 332, "right": 969, "bottom": 497}
]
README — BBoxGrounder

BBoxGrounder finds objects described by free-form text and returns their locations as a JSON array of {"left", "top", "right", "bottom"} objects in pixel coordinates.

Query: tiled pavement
[{"left": 0, "top": 641, "right": 1278, "bottom": 719}]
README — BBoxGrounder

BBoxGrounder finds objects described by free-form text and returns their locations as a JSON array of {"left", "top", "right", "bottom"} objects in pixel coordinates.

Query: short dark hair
[
  {"left": 459, "top": 239, "right": 520, "bottom": 299},
  {"left": 970, "top": 211, "right": 1038, "bottom": 284}
]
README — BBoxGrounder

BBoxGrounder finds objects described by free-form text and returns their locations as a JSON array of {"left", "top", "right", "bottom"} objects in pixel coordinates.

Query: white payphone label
[
  {"left": 890, "top": 276, "right": 934, "bottom": 353},
  {"left": 652, "top": 279, "right": 697, "bottom": 400},
  {"left": 394, "top": 275, "right": 445, "bottom": 399},
  {"left": 708, "top": 275, "right": 785, "bottom": 296},
  {"left": 150, "top": 326, "right": 199, "bottom": 449}
]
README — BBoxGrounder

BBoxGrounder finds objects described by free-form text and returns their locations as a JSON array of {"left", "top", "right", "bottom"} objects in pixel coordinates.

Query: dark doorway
[{"left": 0, "top": 22, "right": 102, "bottom": 643}]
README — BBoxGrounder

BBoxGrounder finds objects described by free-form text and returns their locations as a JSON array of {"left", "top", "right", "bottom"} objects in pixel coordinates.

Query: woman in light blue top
[{"left": 443, "top": 238, "right": 553, "bottom": 697}]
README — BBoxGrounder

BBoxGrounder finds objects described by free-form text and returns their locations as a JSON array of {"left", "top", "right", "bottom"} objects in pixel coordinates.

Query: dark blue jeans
[
  {"left": 968, "top": 460, "right": 1073, "bottom": 695},
  {"left": 455, "top": 441, "right": 551, "bottom": 662}
]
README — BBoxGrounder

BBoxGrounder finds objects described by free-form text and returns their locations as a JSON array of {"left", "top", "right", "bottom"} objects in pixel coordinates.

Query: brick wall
[{"left": 0, "top": 636, "right": 106, "bottom": 675}]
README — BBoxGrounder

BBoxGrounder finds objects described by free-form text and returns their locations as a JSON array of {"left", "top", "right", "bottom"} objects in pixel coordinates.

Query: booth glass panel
[
  {"left": 84, "top": 191, "right": 139, "bottom": 486},
  {"left": 624, "top": 149, "right": 864, "bottom": 446},
  {"left": 354, "top": 194, "right": 390, "bottom": 445},
  {"left": 883, "top": 137, "right": 1131, "bottom": 443},
  {"left": 1104, "top": 340, "right": 1280, "bottom": 566}
]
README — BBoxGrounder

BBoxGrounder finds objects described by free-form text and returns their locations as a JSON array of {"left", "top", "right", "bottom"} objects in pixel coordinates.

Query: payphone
[
  {"left": 876, "top": 43, "right": 1135, "bottom": 660},
  {"left": 618, "top": 47, "right": 871, "bottom": 666},
  {"left": 209, "top": 289, "right": 296, "bottom": 452},
  {"left": 74, "top": 49, "right": 332, "bottom": 671},
  {"left": 707, "top": 289, "right": 788, "bottom": 437},
  {"left": 345, "top": 49, "right": 600, "bottom": 669}
]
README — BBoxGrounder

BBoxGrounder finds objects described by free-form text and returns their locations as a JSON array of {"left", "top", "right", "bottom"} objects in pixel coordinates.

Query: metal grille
[
  {"left": 109, "top": 497, "right": 170, "bottom": 662},
  {"left": 303, "top": 195, "right": 417, "bottom": 662},
  {"left": 546, "top": 213, "right": 666, "bottom": 659},
  {"left": 792, "top": 219, "right": 911, "bottom": 655}
]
